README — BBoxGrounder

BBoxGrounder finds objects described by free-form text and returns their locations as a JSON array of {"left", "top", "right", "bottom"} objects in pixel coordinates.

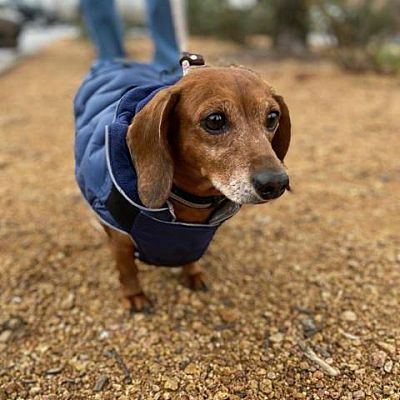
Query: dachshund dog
[{"left": 74, "top": 61, "right": 291, "bottom": 313}]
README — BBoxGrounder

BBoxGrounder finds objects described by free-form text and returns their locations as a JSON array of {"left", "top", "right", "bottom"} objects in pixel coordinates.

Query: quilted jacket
[{"left": 74, "top": 60, "right": 239, "bottom": 266}]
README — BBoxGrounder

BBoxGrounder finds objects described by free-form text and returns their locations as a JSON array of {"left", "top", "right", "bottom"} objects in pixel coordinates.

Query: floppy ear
[
  {"left": 126, "top": 88, "right": 179, "bottom": 208},
  {"left": 272, "top": 95, "right": 291, "bottom": 162}
]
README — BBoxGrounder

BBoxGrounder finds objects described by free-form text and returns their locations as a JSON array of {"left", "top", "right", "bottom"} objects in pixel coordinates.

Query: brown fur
[{"left": 107, "top": 66, "right": 291, "bottom": 312}]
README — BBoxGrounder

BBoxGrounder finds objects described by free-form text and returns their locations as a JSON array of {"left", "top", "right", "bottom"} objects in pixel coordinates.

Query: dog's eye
[
  {"left": 201, "top": 113, "right": 227, "bottom": 134},
  {"left": 266, "top": 111, "right": 280, "bottom": 132}
]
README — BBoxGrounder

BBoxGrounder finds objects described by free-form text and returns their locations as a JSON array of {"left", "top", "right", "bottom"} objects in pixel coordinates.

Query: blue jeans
[{"left": 80, "top": 0, "right": 181, "bottom": 73}]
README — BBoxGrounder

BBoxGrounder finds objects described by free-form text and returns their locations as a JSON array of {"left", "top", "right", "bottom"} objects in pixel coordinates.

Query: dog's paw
[
  {"left": 181, "top": 272, "right": 209, "bottom": 292},
  {"left": 127, "top": 292, "right": 153, "bottom": 314}
]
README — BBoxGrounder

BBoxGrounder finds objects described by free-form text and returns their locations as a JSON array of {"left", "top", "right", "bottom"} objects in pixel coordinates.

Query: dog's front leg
[
  {"left": 181, "top": 262, "right": 209, "bottom": 292},
  {"left": 102, "top": 225, "right": 153, "bottom": 313}
]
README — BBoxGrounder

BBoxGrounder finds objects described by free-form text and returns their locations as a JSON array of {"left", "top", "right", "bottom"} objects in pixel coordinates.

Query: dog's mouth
[{"left": 211, "top": 175, "right": 290, "bottom": 206}]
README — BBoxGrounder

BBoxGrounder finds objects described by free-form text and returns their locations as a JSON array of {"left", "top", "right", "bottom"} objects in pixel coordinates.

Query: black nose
[{"left": 252, "top": 171, "right": 289, "bottom": 200}]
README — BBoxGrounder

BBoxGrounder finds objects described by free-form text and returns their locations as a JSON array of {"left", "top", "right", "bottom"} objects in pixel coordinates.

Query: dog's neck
[{"left": 171, "top": 169, "right": 223, "bottom": 224}]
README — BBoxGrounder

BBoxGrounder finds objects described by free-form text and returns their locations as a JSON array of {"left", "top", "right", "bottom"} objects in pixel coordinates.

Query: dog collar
[{"left": 169, "top": 184, "right": 226, "bottom": 209}]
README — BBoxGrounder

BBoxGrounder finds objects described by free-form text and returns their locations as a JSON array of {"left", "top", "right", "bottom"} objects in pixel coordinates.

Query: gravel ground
[{"left": 0, "top": 38, "right": 399, "bottom": 400}]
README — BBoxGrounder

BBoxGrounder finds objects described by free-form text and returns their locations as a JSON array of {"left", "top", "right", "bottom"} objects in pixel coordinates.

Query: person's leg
[
  {"left": 80, "top": 0, "right": 126, "bottom": 60},
  {"left": 146, "top": 0, "right": 181, "bottom": 72}
]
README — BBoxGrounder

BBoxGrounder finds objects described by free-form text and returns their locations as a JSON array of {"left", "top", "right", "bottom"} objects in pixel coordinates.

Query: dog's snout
[{"left": 252, "top": 171, "right": 289, "bottom": 200}]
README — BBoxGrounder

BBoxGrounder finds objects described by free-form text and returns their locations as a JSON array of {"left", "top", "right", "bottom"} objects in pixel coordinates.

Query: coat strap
[{"left": 105, "top": 184, "right": 140, "bottom": 232}]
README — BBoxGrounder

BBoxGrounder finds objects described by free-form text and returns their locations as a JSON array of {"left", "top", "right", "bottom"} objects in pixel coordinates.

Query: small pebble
[
  {"left": 377, "top": 341, "right": 396, "bottom": 356},
  {"left": 353, "top": 390, "right": 365, "bottom": 399},
  {"left": 42, "top": 395, "right": 57, "bottom": 400},
  {"left": 369, "top": 350, "right": 386, "bottom": 368},
  {"left": 384, "top": 360, "right": 393, "bottom": 373},
  {"left": 94, "top": 375, "right": 109, "bottom": 392},
  {"left": 313, "top": 370, "right": 324, "bottom": 380},
  {"left": 184, "top": 363, "right": 200, "bottom": 375},
  {"left": 256, "top": 368, "right": 267, "bottom": 376},
  {"left": 269, "top": 332, "right": 284, "bottom": 343},
  {"left": 164, "top": 378, "right": 179, "bottom": 391},
  {"left": 340, "top": 311, "right": 357, "bottom": 322},
  {"left": 347, "top": 259, "right": 360, "bottom": 269},
  {"left": 213, "top": 392, "right": 232, "bottom": 400},
  {"left": 301, "top": 318, "right": 321, "bottom": 338},
  {"left": 10, "top": 296, "right": 22, "bottom": 304},
  {"left": 260, "top": 379, "right": 273, "bottom": 394},
  {"left": 45, "top": 366, "right": 63, "bottom": 375},
  {"left": 383, "top": 386, "right": 394, "bottom": 395},
  {"left": 61, "top": 293, "right": 75, "bottom": 310},
  {"left": 267, "top": 371, "right": 276, "bottom": 380},
  {"left": 98, "top": 330, "right": 109, "bottom": 340},
  {"left": 6, "top": 317, "right": 25, "bottom": 330},
  {"left": 0, "top": 330, "right": 12, "bottom": 343},
  {"left": 219, "top": 309, "right": 239, "bottom": 323},
  {"left": 29, "top": 387, "right": 41, "bottom": 396}
]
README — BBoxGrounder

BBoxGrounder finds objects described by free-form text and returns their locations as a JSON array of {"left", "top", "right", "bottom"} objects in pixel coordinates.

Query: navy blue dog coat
[{"left": 74, "top": 60, "right": 240, "bottom": 266}]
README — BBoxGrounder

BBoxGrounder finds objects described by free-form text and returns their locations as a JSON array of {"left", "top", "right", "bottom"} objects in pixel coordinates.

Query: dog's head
[{"left": 127, "top": 66, "right": 291, "bottom": 208}]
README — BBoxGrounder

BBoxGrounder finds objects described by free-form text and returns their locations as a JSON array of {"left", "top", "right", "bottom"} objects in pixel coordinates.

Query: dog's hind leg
[
  {"left": 181, "top": 262, "right": 209, "bottom": 292},
  {"left": 102, "top": 224, "right": 153, "bottom": 313}
]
